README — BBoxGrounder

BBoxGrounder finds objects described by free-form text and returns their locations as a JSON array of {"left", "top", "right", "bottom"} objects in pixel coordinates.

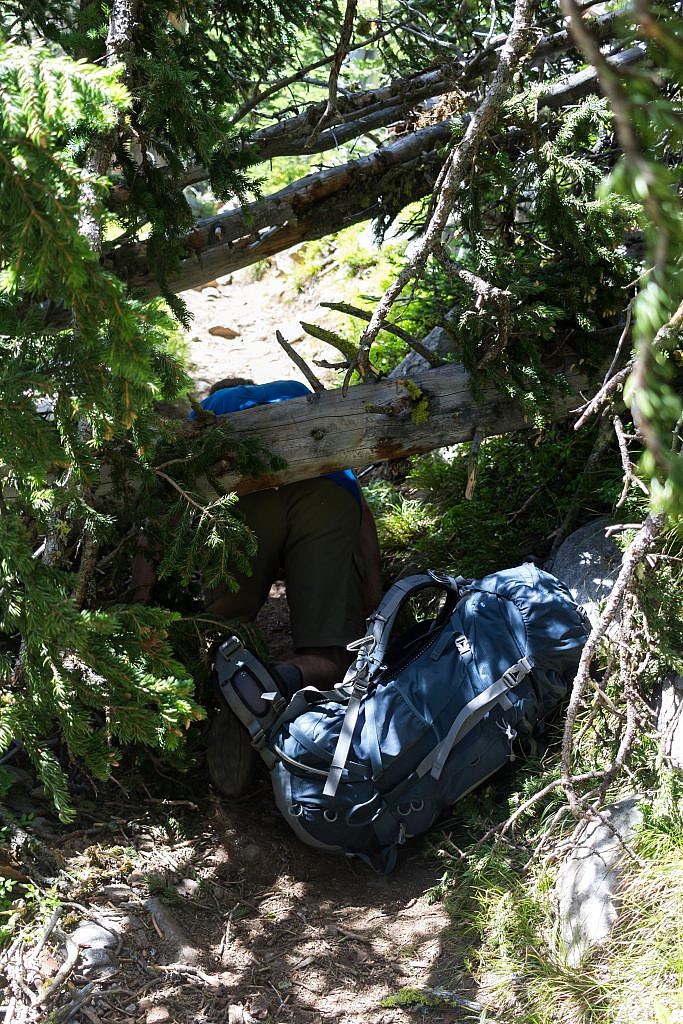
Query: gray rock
[
  {"left": 546, "top": 516, "right": 622, "bottom": 627},
  {"left": 388, "top": 326, "right": 456, "bottom": 378},
  {"left": 80, "top": 946, "right": 114, "bottom": 971},
  {"left": 657, "top": 675, "right": 683, "bottom": 770},
  {"left": 555, "top": 795, "right": 643, "bottom": 966},
  {"left": 70, "top": 922, "right": 118, "bottom": 949}
]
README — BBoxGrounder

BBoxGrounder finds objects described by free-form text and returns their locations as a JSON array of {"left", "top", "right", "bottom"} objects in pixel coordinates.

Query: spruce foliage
[{"left": 0, "top": 38, "right": 275, "bottom": 815}]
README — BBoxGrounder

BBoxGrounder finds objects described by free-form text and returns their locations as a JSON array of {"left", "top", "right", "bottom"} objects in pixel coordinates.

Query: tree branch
[
  {"left": 122, "top": 9, "right": 629, "bottom": 198},
  {"left": 320, "top": 300, "right": 446, "bottom": 366},
  {"left": 274, "top": 329, "right": 326, "bottom": 391},
  {"left": 560, "top": 512, "right": 665, "bottom": 816},
  {"left": 345, "top": 0, "right": 537, "bottom": 385},
  {"left": 306, "top": 0, "right": 358, "bottom": 148},
  {"left": 106, "top": 47, "right": 645, "bottom": 296}
]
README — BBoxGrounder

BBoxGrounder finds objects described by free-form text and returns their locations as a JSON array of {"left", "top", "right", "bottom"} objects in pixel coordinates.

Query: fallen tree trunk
[
  {"left": 155, "top": 9, "right": 625, "bottom": 191},
  {"left": 196, "top": 363, "right": 590, "bottom": 496},
  {"left": 108, "top": 45, "right": 645, "bottom": 297}
]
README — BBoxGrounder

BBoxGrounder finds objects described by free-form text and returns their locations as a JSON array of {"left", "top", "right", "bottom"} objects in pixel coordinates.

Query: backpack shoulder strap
[
  {"left": 358, "top": 570, "right": 463, "bottom": 681},
  {"left": 323, "top": 571, "right": 462, "bottom": 799}
]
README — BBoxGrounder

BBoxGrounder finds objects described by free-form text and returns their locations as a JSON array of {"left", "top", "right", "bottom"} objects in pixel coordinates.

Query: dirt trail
[{"left": 181, "top": 249, "right": 350, "bottom": 395}]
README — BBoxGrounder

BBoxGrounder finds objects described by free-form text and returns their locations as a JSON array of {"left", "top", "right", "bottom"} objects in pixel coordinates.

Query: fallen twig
[
  {"left": 50, "top": 981, "right": 97, "bottom": 1024},
  {"left": 29, "top": 907, "right": 63, "bottom": 961},
  {"left": 32, "top": 937, "right": 80, "bottom": 1008}
]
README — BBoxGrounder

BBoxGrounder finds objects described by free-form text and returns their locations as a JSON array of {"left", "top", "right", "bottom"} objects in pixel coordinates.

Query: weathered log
[
  {"left": 110, "top": 124, "right": 449, "bottom": 295},
  {"left": 151, "top": 9, "right": 625, "bottom": 193},
  {"left": 197, "top": 363, "right": 589, "bottom": 496},
  {"left": 108, "top": 45, "right": 644, "bottom": 297}
]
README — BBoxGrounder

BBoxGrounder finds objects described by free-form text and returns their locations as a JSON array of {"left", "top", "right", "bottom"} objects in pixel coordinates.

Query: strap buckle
[
  {"left": 346, "top": 634, "right": 386, "bottom": 677},
  {"left": 501, "top": 656, "right": 533, "bottom": 688},
  {"left": 454, "top": 635, "right": 471, "bottom": 656},
  {"left": 346, "top": 634, "right": 376, "bottom": 653},
  {"left": 251, "top": 727, "right": 266, "bottom": 751}
]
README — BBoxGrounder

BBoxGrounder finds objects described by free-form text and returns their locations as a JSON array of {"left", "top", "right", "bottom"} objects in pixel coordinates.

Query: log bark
[
  {"left": 195, "top": 363, "right": 590, "bottom": 496},
  {"left": 108, "top": 46, "right": 644, "bottom": 297},
  {"left": 109, "top": 124, "right": 450, "bottom": 294}
]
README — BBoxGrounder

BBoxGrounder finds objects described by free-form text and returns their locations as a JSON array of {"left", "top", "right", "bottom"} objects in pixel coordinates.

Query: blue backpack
[{"left": 215, "top": 563, "right": 590, "bottom": 871}]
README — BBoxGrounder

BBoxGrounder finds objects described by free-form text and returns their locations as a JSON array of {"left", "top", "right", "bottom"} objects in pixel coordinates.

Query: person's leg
[
  {"left": 280, "top": 478, "right": 368, "bottom": 688},
  {"left": 206, "top": 488, "right": 286, "bottom": 797},
  {"left": 203, "top": 488, "right": 285, "bottom": 621}
]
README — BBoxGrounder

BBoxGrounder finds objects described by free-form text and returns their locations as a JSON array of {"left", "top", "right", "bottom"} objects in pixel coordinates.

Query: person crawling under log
[{"left": 132, "top": 376, "right": 383, "bottom": 797}]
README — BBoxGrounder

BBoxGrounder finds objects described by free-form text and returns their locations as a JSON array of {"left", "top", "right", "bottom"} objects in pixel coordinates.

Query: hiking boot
[{"left": 206, "top": 706, "right": 257, "bottom": 798}]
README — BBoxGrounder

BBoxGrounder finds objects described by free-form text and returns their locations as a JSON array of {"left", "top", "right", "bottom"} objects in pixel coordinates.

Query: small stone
[
  {"left": 146, "top": 1008, "right": 170, "bottom": 1024},
  {"left": 176, "top": 878, "right": 200, "bottom": 897},
  {"left": 100, "top": 883, "right": 135, "bottom": 902},
  {"left": 208, "top": 325, "right": 240, "bottom": 339},
  {"left": 81, "top": 947, "right": 114, "bottom": 971},
  {"left": 201, "top": 287, "right": 221, "bottom": 298}
]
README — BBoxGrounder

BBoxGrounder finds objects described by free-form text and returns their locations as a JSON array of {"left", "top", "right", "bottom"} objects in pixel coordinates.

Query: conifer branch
[{"left": 225, "top": 20, "right": 403, "bottom": 128}]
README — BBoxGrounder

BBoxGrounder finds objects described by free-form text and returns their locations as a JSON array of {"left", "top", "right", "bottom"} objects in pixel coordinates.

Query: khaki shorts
[{"left": 206, "top": 478, "right": 366, "bottom": 650}]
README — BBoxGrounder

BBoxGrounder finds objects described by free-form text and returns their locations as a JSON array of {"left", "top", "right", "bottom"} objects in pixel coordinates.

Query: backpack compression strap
[{"left": 417, "top": 655, "right": 533, "bottom": 780}]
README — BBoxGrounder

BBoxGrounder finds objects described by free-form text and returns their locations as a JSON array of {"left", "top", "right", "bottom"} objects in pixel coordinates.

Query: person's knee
[
  {"left": 205, "top": 582, "right": 256, "bottom": 621},
  {"left": 286, "top": 646, "right": 353, "bottom": 688}
]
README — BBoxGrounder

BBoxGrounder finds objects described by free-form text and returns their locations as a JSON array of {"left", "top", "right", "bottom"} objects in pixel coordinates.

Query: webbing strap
[
  {"left": 369, "top": 572, "right": 460, "bottom": 673},
  {"left": 363, "top": 691, "right": 384, "bottom": 780},
  {"left": 417, "top": 656, "right": 533, "bottom": 781},
  {"left": 323, "top": 677, "right": 368, "bottom": 798},
  {"left": 270, "top": 685, "right": 342, "bottom": 735}
]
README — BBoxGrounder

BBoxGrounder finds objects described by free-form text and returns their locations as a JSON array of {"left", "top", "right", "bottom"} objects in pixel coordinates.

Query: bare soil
[{"left": 181, "top": 248, "right": 352, "bottom": 397}]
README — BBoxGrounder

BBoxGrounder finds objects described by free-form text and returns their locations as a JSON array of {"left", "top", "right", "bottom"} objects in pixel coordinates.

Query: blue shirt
[{"left": 198, "top": 380, "right": 361, "bottom": 504}]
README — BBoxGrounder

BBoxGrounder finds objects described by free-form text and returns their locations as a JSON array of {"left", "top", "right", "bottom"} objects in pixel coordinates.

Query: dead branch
[
  {"left": 560, "top": 512, "right": 665, "bottom": 817},
  {"left": 613, "top": 413, "right": 648, "bottom": 506},
  {"left": 345, "top": 0, "right": 537, "bottom": 384},
  {"left": 574, "top": 298, "right": 683, "bottom": 431},
  {"left": 274, "top": 329, "right": 325, "bottom": 391},
  {"left": 32, "top": 937, "right": 80, "bottom": 1008},
  {"left": 107, "top": 48, "right": 644, "bottom": 296},
  {"left": 225, "top": 20, "right": 400, "bottom": 127},
  {"left": 306, "top": 0, "right": 358, "bottom": 148},
  {"left": 320, "top": 300, "right": 445, "bottom": 366},
  {"left": 164, "top": 8, "right": 628, "bottom": 189},
  {"left": 434, "top": 243, "right": 512, "bottom": 368},
  {"left": 299, "top": 320, "right": 358, "bottom": 362},
  {"left": 193, "top": 361, "right": 591, "bottom": 496}
]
